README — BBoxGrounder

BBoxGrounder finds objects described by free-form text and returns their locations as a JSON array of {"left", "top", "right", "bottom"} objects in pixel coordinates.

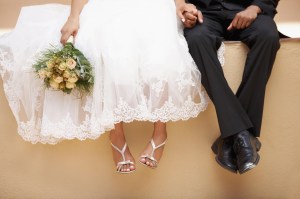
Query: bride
[{"left": 0, "top": 0, "right": 212, "bottom": 173}]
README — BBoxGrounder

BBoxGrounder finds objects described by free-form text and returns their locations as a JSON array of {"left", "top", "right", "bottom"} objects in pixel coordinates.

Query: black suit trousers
[{"left": 184, "top": 10, "right": 280, "bottom": 138}]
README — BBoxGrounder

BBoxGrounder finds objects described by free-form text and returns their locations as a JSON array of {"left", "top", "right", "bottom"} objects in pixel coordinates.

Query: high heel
[
  {"left": 111, "top": 142, "right": 135, "bottom": 174},
  {"left": 139, "top": 139, "right": 167, "bottom": 169}
]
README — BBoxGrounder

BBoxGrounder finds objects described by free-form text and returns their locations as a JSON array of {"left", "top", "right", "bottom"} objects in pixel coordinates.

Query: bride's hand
[
  {"left": 176, "top": 2, "right": 196, "bottom": 21},
  {"left": 175, "top": 2, "right": 203, "bottom": 28},
  {"left": 60, "top": 16, "right": 80, "bottom": 45}
]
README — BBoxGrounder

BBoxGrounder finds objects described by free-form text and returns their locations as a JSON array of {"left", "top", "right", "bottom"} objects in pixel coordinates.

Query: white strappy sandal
[
  {"left": 111, "top": 142, "right": 136, "bottom": 174},
  {"left": 139, "top": 139, "right": 167, "bottom": 169}
]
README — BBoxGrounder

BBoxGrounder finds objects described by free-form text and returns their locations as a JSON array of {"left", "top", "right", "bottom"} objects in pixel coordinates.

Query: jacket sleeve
[{"left": 251, "top": 0, "right": 279, "bottom": 18}]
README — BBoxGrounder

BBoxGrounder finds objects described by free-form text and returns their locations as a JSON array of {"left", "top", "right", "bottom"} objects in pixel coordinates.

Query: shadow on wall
[{"left": 275, "top": 0, "right": 300, "bottom": 37}]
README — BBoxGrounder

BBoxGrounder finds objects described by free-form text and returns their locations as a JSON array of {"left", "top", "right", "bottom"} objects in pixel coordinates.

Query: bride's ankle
[
  {"left": 152, "top": 131, "right": 167, "bottom": 142},
  {"left": 109, "top": 130, "right": 126, "bottom": 147}
]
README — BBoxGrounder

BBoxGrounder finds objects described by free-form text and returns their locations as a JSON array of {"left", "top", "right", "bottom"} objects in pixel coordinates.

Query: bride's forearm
[
  {"left": 69, "top": 0, "right": 88, "bottom": 19},
  {"left": 175, "top": 0, "right": 186, "bottom": 6}
]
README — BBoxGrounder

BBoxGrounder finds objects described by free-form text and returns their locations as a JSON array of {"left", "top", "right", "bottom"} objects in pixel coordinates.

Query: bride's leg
[
  {"left": 110, "top": 122, "right": 135, "bottom": 173},
  {"left": 139, "top": 121, "right": 167, "bottom": 168}
]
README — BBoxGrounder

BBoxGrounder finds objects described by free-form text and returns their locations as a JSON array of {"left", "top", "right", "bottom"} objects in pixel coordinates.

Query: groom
[{"left": 176, "top": 0, "right": 280, "bottom": 174}]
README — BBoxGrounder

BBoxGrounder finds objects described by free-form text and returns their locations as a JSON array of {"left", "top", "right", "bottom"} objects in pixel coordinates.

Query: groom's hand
[
  {"left": 227, "top": 5, "right": 261, "bottom": 30},
  {"left": 183, "top": 11, "right": 203, "bottom": 28},
  {"left": 176, "top": 2, "right": 203, "bottom": 28}
]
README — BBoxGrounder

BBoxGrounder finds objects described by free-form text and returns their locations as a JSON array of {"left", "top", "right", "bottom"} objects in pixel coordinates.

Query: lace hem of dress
[
  {"left": 17, "top": 94, "right": 207, "bottom": 145},
  {"left": 218, "top": 42, "right": 225, "bottom": 67}
]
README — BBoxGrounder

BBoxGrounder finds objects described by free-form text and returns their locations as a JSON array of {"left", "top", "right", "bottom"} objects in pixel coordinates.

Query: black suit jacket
[{"left": 189, "top": 0, "right": 279, "bottom": 18}]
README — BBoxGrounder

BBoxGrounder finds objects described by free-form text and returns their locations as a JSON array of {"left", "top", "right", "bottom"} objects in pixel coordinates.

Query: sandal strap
[
  {"left": 111, "top": 142, "right": 127, "bottom": 161},
  {"left": 150, "top": 138, "right": 167, "bottom": 157},
  {"left": 116, "top": 160, "right": 135, "bottom": 172},
  {"left": 140, "top": 154, "right": 158, "bottom": 163},
  {"left": 139, "top": 138, "right": 167, "bottom": 166},
  {"left": 117, "top": 160, "right": 134, "bottom": 166},
  {"left": 111, "top": 142, "right": 135, "bottom": 173}
]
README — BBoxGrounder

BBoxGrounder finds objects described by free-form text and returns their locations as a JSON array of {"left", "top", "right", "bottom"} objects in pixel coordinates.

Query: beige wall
[
  {"left": 1, "top": 1, "right": 300, "bottom": 199},
  {"left": 1, "top": 40, "right": 300, "bottom": 199},
  {"left": 0, "top": 0, "right": 71, "bottom": 29}
]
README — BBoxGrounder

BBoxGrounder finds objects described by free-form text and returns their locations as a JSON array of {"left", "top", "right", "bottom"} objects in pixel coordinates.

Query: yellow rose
[
  {"left": 38, "top": 69, "right": 46, "bottom": 79},
  {"left": 50, "top": 80, "right": 59, "bottom": 90},
  {"left": 58, "top": 63, "right": 67, "bottom": 71},
  {"left": 68, "top": 75, "right": 78, "bottom": 83},
  {"left": 63, "top": 70, "right": 71, "bottom": 78},
  {"left": 53, "top": 76, "right": 63, "bottom": 83},
  {"left": 54, "top": 58, "right": 62, "bottom": 64},
  {"left": 46, "top": 61, "right": 54, "bottom": 69},
  {"left": 66, "top": 58, "right": 77, "bottom": 69},
  {"left": 66, "top": 81, "right": 76, "bottom": 89},
  {"left": 59, "top": 82, "right": 66, "bottom": 90},
  {"left": 45, "top": 71, "right": 52, "bottom": 78}
]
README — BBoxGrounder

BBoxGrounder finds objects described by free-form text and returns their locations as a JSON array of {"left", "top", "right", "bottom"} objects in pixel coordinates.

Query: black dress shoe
[
  {"left": 233, "top": 130, "right": 262, "bottom": 174},
  {"left": 211, "top": 136, "right": 238, "bottom": 173}
]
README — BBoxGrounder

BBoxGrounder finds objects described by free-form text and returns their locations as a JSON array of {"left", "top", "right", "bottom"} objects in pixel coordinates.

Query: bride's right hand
[{"left": 60, "top": 16, "right": 80, "bottom": 45}]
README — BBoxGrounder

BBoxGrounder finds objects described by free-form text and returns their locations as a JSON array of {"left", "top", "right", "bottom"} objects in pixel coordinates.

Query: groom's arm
[
  {"left": 227, "top": 0, "right": 278, "bottom": 31},
  {"left": 251, "top": 0, "right": 279, "bottom": 18}
]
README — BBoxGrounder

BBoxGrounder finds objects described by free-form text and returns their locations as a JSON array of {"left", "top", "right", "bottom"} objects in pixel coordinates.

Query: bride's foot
[
  {"left": 139, "top": 131, "right": 167, "bottom": 169},
  {"left": 110, "top": 130, "right": 135, "bottom": 174}
]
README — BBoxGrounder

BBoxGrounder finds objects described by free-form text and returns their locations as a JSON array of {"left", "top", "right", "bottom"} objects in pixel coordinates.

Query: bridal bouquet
[{"left": 33, "top": 42, "right": 94, "bottom": 94}]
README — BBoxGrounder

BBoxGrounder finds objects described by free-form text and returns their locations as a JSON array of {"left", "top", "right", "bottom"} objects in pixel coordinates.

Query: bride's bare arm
[{"left": 60, "top": 0, "right": 88, "bottom": 44}]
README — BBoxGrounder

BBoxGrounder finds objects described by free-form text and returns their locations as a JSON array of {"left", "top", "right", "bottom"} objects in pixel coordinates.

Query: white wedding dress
[{"left": 0, "top": 0, "right": 224, "bottom": 144}]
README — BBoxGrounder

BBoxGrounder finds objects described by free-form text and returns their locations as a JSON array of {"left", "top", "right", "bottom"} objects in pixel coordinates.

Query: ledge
[{"left": 0, "top": 39, "right": 300, "bottom": 199}]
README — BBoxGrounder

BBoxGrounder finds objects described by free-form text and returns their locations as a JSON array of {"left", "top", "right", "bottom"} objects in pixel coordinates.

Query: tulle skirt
[{"left": 0, "top": 0, "right": 221, "bottom": 144}]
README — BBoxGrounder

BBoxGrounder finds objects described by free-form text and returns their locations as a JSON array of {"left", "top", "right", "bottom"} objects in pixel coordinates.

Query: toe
[
  {"left": 123, "top": 165, "right": 128, "bottom": 172},
  {"left": 146, "top": 160, "right": 150, "bottom": 166},
  {"left": 140, "top": 157, "right": 146, "bottom": 163},
  {"left": 127, "top": 164, "right": 131, "bottom": 172},
  {"left": 125, "top": 165, "right": 130, "bottom": 172},
  {"left": 130, "top": 164, "right": 135, "bottom": 171},
  {"left": 149, "top": 161, "right": 154, "bottom": 167}
]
